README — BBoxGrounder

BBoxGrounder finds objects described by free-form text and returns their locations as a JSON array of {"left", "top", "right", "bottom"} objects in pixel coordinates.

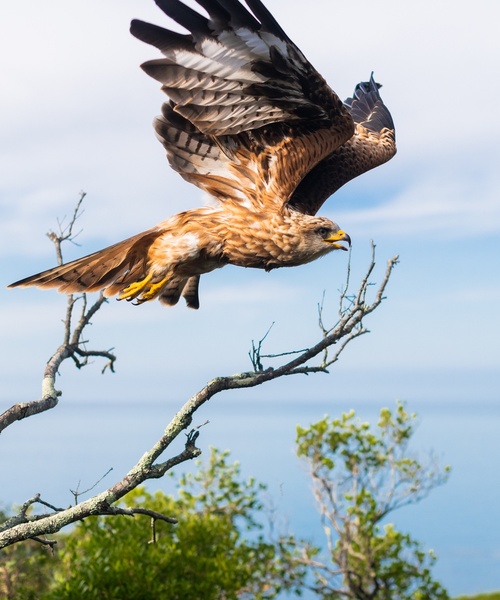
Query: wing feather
[
  {"left": 130, "top": 0, "right": 354, "bottom": 208},
  {"left": 288, "top": 74, "right": 397, "bottom": 215}
]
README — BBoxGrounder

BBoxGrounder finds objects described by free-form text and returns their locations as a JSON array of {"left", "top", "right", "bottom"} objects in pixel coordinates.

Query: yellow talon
[
  {"left": 140, "top": 276, "right": 169, "bottom": 301},
  {"left": 118, "top": 274, "right": 169, "bottom": 303},
  {"left": 118, "top": 274, "right": 153, "bottom": 301}
]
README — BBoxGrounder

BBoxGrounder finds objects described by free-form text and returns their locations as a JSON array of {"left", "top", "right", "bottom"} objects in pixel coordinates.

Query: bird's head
[
  {"left": 300, "top": 215, "right": 351, "bottom": 257},
  {"left": 279, "top": 213, "right": 351, "bottom": 267}
]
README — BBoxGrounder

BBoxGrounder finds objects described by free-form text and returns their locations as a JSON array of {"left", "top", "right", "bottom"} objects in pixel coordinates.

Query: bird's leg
[
  {"left": 118, "top": 273, "right": 171, "bottom": 303},
  {"left": 118, "top": 273, "right": 153, "bottom": 301},
  {"left": 138, "top": 275, "right": 170, "bottom": 302}
]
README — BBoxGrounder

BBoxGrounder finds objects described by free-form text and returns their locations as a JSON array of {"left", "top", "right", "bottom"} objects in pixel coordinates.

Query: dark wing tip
[
  {"left": 344, "top": 73, "right": 381, "bottom": 107},
  {"left": 153, "top": 0, "right": 212, "bottom": 36},
  {"left": 345, "top": 72, "right": 395, "bottom": 133},
  {"left": 244, "top": 0, "right": 290, "bottom": 39},
  {"left": 8, "top": 274, "right": 39, "bottom": 289},
  {"left": 130, "top": 19, "right": 193, "bottom": 54}
]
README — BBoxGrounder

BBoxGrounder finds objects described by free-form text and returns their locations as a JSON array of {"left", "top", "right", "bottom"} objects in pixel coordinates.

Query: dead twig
[
  {"left": 1, "top": 200, "right": 398, "bottom": 548},
  {"left": 0, "top": 194, "right": 115, "bottom": 434}
]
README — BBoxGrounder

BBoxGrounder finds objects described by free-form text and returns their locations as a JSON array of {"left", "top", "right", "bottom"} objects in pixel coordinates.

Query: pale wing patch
[
  {"left": 178, "top": 232, "right": 200, "bottom": 256},
  {"left": 170, "top": 48, "right": 264, "bottom": 82},
  {"left": 132, "top": 2, "right": 356, "bottom": 210},
  {"left": 258, "top": 31, "right": 290, "bottom": 57},
  {"left": 198, "top": 36, "right": 266, "bottom": 70}
]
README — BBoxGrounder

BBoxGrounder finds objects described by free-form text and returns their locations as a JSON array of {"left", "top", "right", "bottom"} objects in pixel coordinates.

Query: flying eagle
[{"left": 9, "top": 0, "right": 396, "bottom": 309}]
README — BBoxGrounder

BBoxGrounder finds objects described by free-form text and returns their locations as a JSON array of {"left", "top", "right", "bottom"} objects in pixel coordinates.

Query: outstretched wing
[
  {"left": 288, "top": 75, "right": 397, "bottom": 216},
  {"left": 130, "top": 0, "right": 354, "bottom": 210}
]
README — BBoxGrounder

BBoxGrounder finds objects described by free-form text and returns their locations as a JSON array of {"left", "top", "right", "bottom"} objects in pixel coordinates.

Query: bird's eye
[{"left": 317, "top": 227, "right": 329, "bottom": 237}]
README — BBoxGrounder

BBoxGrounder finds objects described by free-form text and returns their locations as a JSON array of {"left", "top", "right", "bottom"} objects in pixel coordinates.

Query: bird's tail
[
  {"left": 8, "top": 229, "right": 158, "bottom": 293},
  {"left": 8, "top": 228, "right": 201, "bottom": 308},
  {"left": 158, "top": 274, "right": 201, "bottom": 310}
]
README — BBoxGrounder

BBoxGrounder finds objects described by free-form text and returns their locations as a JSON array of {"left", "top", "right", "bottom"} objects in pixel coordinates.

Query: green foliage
[
  {"left": 295, "top": 401, "right": 451, "bottom": 599},
  {"left": 0, "top": 511, "right": 55, "bottom": 600},
  {"left": 1, "top": 405, "right": 458, "bottom": 600},
  {"left": 43, "top": 448, "right": 304, "bottom": 600}
]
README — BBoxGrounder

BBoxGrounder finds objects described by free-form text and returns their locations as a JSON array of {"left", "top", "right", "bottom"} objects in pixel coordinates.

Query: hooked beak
[{"left": 323, "top": 230, "right": 351, "bottom": 251}]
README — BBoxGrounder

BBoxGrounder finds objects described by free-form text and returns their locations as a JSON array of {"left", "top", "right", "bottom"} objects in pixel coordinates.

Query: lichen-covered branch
[
  {"left": 246, "top": 243, "right": 398, "bottom": 378},
  {"left": 1, "top": 198, "right": 398, "bottom": 549},
  {"left": 0, "top": 195, "right": 115, "bottom": 434}
]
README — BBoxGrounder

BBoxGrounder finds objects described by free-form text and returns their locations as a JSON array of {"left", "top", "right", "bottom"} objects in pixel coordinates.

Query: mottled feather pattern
[
  {"left": 289, "top": 75, "right": 396, "bottom": 215},
  {"left": 9, "top": 0, "right": 395, "bottom": 309},
  {"left": 132, "top": 0, "right": 351, "bottom": 138}
]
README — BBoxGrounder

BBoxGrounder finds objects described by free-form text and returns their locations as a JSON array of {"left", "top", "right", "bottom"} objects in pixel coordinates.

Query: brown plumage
[{"left": 9, "top": 0, "right": 396, "bottom": 309}]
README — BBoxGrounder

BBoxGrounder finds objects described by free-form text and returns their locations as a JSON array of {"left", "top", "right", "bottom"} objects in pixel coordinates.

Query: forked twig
[
  {"left": 0, "top": 194, "right": 116, "bottom": 434},
  {"left": 1, "top": 198, "right": 398, "bottom": 548}
]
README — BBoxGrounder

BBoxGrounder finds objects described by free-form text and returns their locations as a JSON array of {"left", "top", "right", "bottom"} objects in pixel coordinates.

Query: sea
[{"left": 1, "top": 394, "right": 499, "bottom": 597}]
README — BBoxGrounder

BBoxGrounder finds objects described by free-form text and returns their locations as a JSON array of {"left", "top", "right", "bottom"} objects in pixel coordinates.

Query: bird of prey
[{"left": 9, "top": 0, "right": 396, "bottom": 309}]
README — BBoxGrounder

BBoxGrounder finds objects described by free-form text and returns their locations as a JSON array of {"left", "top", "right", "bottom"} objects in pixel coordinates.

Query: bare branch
[
  {"left": 70, "top": 468, "right": 114, "bottom": 505},
  {"left": 30, "top": 536, "right": 58, "bottom": 554},
  {"left": 0, "top": 429, "right": 200, "bottom": 548},
  {"left": 0, "top": 197, "right": 116, "bottom": 434},
  {"left": 1, "top": 195, "right": 398, "bottom": 548},
  {"left": 109, "top": 507, "right": 178, "bottom": 525},
  {"left": 240, "top": 247, "right": 398, "bottom": 379},
  {"left": 0, "top": 495, "right": 65, "bottom": 533},
  {"left": 249, "top": 322, "right": 275, "bottom": 371},
  {"left": 46, "top": 191, "right": 86, "bottom": 265}
]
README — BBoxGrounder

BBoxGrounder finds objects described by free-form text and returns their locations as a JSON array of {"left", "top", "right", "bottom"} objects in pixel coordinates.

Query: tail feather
[
  {"left": 8, "top": 229, "right": 161, "bottom": 296},
  {"left": 182, "top": 275, "right": 200, "bottom": 309},
  {"left": 158, "top": 274, "right": 201, "bottom": 309}
]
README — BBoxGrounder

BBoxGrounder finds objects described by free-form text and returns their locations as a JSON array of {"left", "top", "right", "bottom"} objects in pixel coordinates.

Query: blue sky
[
  {"left": 1, "top": 0, "right": 500, "bottom": 593},
  {"left": 1, "top": 0, "right": 498, "bottom": 395}
]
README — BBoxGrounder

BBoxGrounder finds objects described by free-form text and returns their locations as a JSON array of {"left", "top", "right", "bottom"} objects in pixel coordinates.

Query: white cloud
[
  {"left": 1, "top": 0, "right": 499, "bottom": 392},
  {"left": 2, "top": 0, "right": 499, "bottom": 259},
  {"left": 333, "top": 174, "right": 500, "bottom": 239}
]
